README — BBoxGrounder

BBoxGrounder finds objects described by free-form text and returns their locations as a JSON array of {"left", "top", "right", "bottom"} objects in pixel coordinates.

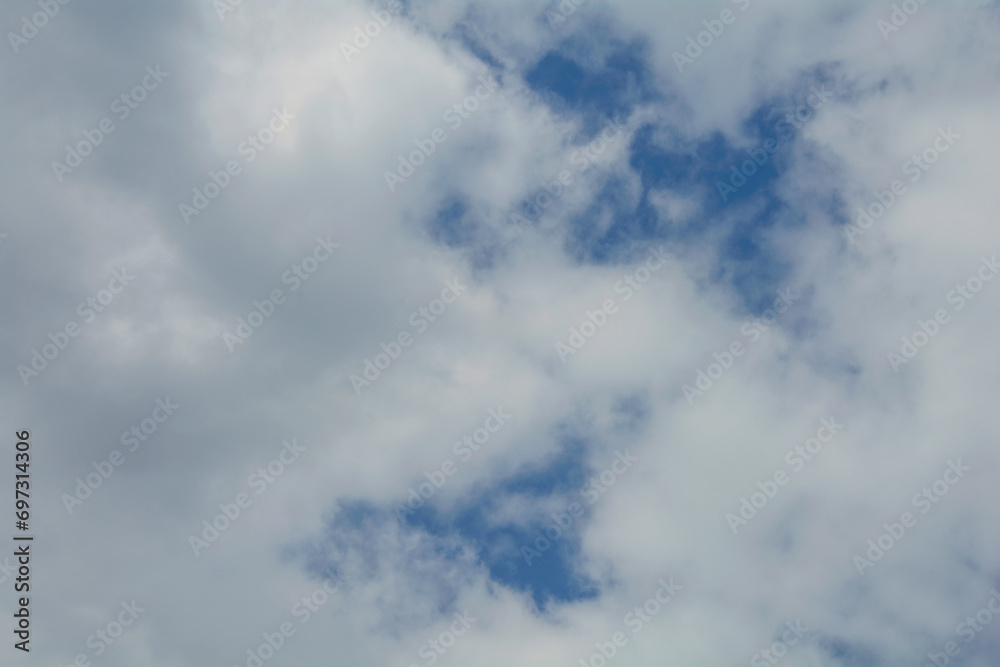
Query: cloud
[{"left": 2, "top": 0, "right": 1000, "bottom": 665}]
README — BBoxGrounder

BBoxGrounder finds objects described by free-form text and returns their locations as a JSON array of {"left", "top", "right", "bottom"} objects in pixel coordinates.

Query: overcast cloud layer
[{"left": 2, "top": 1, "right": 1000, "bottom": 666}]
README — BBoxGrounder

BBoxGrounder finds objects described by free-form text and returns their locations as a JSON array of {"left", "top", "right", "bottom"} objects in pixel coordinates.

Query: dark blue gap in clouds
[
  {"left": 428, "top": 197, "right": 473, "bottom": 248},
  {"left": 526, "top": 43, "right": 844, "bottom": 312},
  {"left": 423, "top": 19, "right": 846, "bottom": 316},
  {"left": 560, "top": 121, "right": 792, "bottom": 313},
  {"left": 424, "top": 196, "right": 501, "bottom": 273},
  {"left": 566, "top": 64, "right": 847, "bottom": 313},
  {"left": 569, "top": 67, "right": 844, "bottom": 314},
  {"left": 286, "top": 438, "right": 602, "bottom": 613},
  {"left": 523, "top": 37, "right": 659, "bottom": 138},
  {"left": 286, "top": 396, "right": 653, "bottom": 614},
  {"left": 403, "top": 436, "right": 599, "bottom": 611},
  {"left": 285, "top": 499, "right": 468, "bottom": 626}
]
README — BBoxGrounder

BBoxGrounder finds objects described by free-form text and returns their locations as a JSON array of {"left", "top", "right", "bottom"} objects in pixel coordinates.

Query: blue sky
[{"left": 3, "top": 1, "right": 1000, "bottom": 666}]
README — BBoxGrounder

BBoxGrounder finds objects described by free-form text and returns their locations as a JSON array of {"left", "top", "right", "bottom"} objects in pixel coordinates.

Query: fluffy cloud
[{"left": 2, "top": 0, "right": 999, "bottom": 665}]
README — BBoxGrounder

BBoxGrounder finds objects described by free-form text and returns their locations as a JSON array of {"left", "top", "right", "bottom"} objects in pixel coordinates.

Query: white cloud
[{"left": 2, "top": 0, "right": 999, "bottom": 665}]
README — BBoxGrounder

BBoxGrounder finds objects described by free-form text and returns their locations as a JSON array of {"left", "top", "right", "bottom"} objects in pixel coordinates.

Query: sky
[{"left": 2, "top": 0, "right": 1000, "bottom": 666}]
